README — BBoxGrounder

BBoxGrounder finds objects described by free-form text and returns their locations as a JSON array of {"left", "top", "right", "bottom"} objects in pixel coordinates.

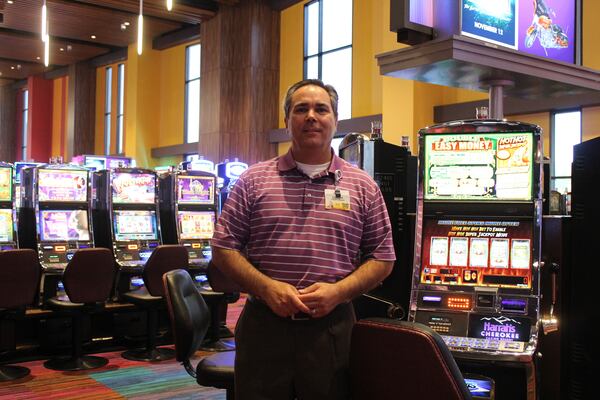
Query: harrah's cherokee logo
[{"left": 480, "top": 316, "right": 521, "bottom": 340}]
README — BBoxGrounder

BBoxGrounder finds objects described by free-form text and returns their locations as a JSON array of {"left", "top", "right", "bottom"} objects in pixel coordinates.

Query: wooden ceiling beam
[{"left": 72, "top": 0, "right": 218, "bottom": 24}]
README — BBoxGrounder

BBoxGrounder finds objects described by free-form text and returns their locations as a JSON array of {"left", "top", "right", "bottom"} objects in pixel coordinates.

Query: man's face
[{"left": 285, "top": 85, "right": 337, "bottom": 156}]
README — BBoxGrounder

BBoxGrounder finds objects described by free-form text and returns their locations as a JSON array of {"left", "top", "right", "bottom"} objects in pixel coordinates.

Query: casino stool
[
  {"left": 163, "top": 269, "right": 235, "bottom": 400},
  {"left": 121, "top": 245, "right": 188, "bottom": 362},
  {"left": 43, "top": 248, "right": 116, "bottom": 371},
  {"left": 350, "top": 318, "right": 473, "bottom": 400},
  {"left": 0, "top": 249, "right": 40, "bottom": 381}
]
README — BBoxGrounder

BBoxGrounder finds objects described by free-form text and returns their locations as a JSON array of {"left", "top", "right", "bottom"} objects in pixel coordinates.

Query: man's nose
[{"left": 306, "top": 108, "right": 317, "bottom": 120}]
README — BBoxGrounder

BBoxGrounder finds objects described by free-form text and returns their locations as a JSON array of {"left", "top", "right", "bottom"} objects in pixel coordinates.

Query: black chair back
[
  {"left": 163, "top": 269, "right": 210, "bottom": 376},
  {"left": 62, "top": 248, "right": 115, "bottom": 304},
  {"left": 350, "top": 318, "right": 472, "bottom": 400},
  {"left": 144, "top": 245, "right": 189, "bottom": 297},
  {"left": 0, "top": 249, "right": 40, "bottom": 309}
]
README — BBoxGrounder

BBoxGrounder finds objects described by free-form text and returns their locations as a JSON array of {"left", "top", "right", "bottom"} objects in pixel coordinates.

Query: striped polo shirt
[{"left": 212, "top": 149, "right": 396, "bottom": 289}]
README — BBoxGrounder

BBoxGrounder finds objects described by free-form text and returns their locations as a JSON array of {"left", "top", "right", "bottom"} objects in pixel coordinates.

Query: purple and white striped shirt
[{"left": 212, "top": 149, "right": 396, "bottom": 289}]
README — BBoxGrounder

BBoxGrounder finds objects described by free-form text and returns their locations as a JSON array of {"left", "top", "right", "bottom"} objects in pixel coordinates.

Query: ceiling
[{"left": 0, "top": 0, "right": 221, "bottom": 84}]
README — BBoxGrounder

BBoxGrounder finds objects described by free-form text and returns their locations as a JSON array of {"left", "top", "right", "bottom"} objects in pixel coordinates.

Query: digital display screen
[
  {"left": 107, "top": 157, "right": 133, "bottom": 169},
  {"left": 464, "top": 377, "right": 493, "bottom": 398},
  {"left": 177, "top": 176, "right": 215, "bottom": 204},
  {"left": 0, "top": 209, "right": 14, "bottom": 242},
  {"left": 0, "top": 167, "right": 12, "bottom": 201},
  {"left": 14, "top": 162, "right": 41, "bottom": 183},
  {"left": 461, "top": 0, "right": 575, "bottom": 64},
  {"left": 468, "top": 313, "right": 531, "bottom": 342},
  {"left": 39, "top": 210, "right": 90, "bottom": 242},
  {"left": 177, "top": 211, "right": 215, "bottom": 240},
  {"left": 37, "top": 169, "right": 88, "bottom": 202},
  {"left": 112, "top": 172, "right": 156, "bottom": 204},
  {"left": 84, "top": 156, "right": 106, "bottom": 171},
  {"left": 424, "top": 132, "right": 534, "bottom": 201},
  {"left": 113, "top": 210, "right": 158, "bottom": 241},
  {"left": 420, "top": 218, "right": 532, "bottom": 289}
]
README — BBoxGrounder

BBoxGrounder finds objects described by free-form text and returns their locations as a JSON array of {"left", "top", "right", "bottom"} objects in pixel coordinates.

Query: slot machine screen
[
  {"left": 424, "top": 132, "right": 534, "bottom": 201},
  {"left": 0, "top": 209, "right": 14, "bottom": 242},
  {"left": 84, "top": 156, "right": 106, "bottom": 171},
  {"left": 112, "top": 172, "right": 156, "bottom": 204},
  {"left": 113, "top": 210, "right": 158, "bottom": 241},
  {"left": 0, "top": 167, "right": 12, "bottom": 201},
  {"left": 177, "top": 175, "right": 215, "bottom": 205},
  {"left": 39, "top": 210, "right": 90, "bottom": 241},
  {"left": 37, "top": 169, "right": 88, "bottom": 202},
  {"left": 177, "top": 211, "right": 215, "bottom": 240},
  {"left": 419, "top": 217, "right": 532, "bottom": 289}
]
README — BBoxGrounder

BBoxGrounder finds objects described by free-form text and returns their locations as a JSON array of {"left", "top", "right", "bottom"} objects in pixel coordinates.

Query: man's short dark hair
[{"left": 283, "top": 79, "right": 339, "bottom": 120}]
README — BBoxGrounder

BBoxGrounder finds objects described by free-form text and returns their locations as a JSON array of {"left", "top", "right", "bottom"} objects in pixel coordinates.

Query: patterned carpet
[
  {"left": 0, "top": 350, "right": 226, "bottom": 400},
  {"left": 0, "top": 296, "right": 245, "bottom": 399}
]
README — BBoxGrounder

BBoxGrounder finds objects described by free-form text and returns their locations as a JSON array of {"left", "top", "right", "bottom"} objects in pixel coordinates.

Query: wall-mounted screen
[
  {"left": 424, "top": 132, "right": 534, "bottom": 201},
  {"left": 37, "top": 169, "right": 88, "bottom": 202},
  {"left": 112, "top": 172, "right": 156, "bottom": 204},
  {"left": 419, "top": 218, "right": 532, "bottom": 289},
  {"left": 177, "top": 176, "right": 215, "bottom": 205},
  {"left": 0, "top": 209, "right": 14, "bottom": 242},
  {"left": 0, "top": 167, "right": 12, "bottom": 202},
  {"left": 177, "top": 211, "right": 215, "bottom": 240},
  {"left": 39, "top": 210, "right": 90, "bottom": 242},
  {"left": 113, "top": 209, "right": 158, "bottom": 241},
  {"left": 461, "top": 0, "right": 575, "bottom": 64}
]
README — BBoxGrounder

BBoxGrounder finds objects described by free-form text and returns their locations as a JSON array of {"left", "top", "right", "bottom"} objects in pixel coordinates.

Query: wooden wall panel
[
  {"left": 66, "top": 60, "right": 96, "bottom": 160},
  {"left": 199, "top": 0, "right": 279, "bottom": 165},
  {"left": 0, "top": 85, "right": 17, "bottom": 162}
]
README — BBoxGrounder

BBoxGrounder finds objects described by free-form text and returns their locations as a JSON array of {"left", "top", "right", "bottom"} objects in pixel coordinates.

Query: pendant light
[
  {"left": 137, "top": 0, "right": 144, "bottom": 55},
  {"left": 166, "top": 0, "right": 173, "bottom": 11},
  {"left": 42, "top": 0, "right": 49, "bottom": 66}
]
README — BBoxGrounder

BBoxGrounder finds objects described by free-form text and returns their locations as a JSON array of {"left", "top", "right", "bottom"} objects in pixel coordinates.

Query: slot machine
[
  {"left": 215, "top": 158, "right": 248, "bottom": 213},
  {"left": 339, "top": 135, "right": 417, "bottom": 319},
  {"left": 0, "top": 163, "right": 17, "bottom": 250},
  {"left": 18, "top": 164, "right": 94, "bottom": 302},
  {"left": 410, "top": 120, "right": 543, "bottom": 400},
  {"left": 14, "top": 162, "right": 43, "bottom": 208},
  {"left": 92, "top": 168, "right": 161, "bottom": 297},
  {"left": 159, "top": 168, "right": 217, "bottom": 274}
]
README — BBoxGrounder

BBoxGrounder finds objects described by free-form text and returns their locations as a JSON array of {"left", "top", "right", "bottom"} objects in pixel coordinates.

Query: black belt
[{"left": 246, "top": 295, "right": 314, "bottom": 321}]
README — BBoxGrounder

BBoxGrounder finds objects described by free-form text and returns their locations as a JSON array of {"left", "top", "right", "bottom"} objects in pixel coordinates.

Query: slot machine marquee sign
[{"left": 411, "top": 122, "right": 542, "bottom": 360}]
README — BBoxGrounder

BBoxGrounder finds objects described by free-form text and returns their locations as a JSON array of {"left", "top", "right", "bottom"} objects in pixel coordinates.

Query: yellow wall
[{"left": 51, "top": 76, "right": 68, "bottom": 158}]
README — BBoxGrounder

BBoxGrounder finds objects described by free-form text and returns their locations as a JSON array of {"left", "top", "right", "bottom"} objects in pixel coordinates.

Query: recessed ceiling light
[
  {"left": 36, "top": 56, "right": 41, "bottom": 60},
  {"left": 91, "top": 35, "right": 96, "bottom": 39},
  {"left": 7, "top": 0, "right": 14, "bottom": 4},
  {"left": 11, "top": 66, "right": 15, "bottom": 70},
  {"left": 0, "top": 72, "right": 3, "bottom": 77},
  {"left": 60, "top": 47, "right": 64, "bottom": 51},
  {"left": 124, "top": 22, "right": 130, "bottom": 26}
]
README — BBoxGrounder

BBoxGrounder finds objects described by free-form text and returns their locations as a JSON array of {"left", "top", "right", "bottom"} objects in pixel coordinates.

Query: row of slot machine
[{"left": 0, "top": 157, "right": 248, "bottom": 304}]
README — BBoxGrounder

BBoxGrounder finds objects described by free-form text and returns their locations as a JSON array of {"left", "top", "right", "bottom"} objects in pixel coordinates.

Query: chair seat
[
  {"left": 122, "top": 287, "right": 163, "bottom": 306},
  {"left": 196, "top": 350, "right": 235, "bottom": 389},
  {"left": 46, "top": 297, "right": 105, "bottom": 311}
]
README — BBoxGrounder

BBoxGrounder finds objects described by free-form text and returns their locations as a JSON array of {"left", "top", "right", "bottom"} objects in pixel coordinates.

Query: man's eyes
[{"left": 293, "top": 106, "right": 330, "bottom": 114}]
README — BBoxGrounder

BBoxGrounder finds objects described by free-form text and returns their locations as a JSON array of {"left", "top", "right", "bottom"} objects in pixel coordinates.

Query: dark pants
[{"left": 234, "top": 298, "right": 356, "bottom": 400}]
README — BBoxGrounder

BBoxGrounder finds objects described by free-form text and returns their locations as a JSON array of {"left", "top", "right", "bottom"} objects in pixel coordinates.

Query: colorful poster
[
  {"left": 178, "top": 211, "right": 215, "bottom": 240},
  {"left": 40, "top": 210, "right": 90, "bottom": 241},
  {"left": 177, "top": 176, "right": 215, "bottom": 204},
  {"left": 518, "top": 0, "right": 575, "bottom": 64},
  {"left": 461, "top": 0, "right": 517, "bottom": 48},
  {"left": 37, "top": 169, "right": 88, "bottom": 202},
  {"left": 0, "top": 167, "right": 12, "bottom": 201},
  {"left": 112, "top": 173, "right": 155, "bottom": 204},
  {"left": 0, "top": 209, "right": 13, "bottom": 242}
]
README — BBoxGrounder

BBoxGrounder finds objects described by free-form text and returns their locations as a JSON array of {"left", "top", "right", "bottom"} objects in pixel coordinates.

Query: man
[{"left": 211, "top": 79, "right": 395, "bottom": 399}]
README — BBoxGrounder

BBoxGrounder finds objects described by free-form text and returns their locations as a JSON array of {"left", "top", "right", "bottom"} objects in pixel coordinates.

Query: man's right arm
[{"left": 211, "top": 247, "right": 310, "bottom": 317}]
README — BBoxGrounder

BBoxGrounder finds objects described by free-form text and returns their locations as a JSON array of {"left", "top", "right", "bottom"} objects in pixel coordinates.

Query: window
[
  {"left": 185, "top": 44, "right": 201, "bottom": 143},
  {"left": 104, "top": 66, "right": 113, "bottom": 155},
  {"left": 116, "top": 63, "right": 125, "bottom": 154},
  {"left": 21, "top": 89, "right": 29, "bottom": 160},
  {"left": 551, "top": 110, "right": 581, "bottom": 193},
  {"left": 304, "top": 0, "right": 353, "bottom": 120}
]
